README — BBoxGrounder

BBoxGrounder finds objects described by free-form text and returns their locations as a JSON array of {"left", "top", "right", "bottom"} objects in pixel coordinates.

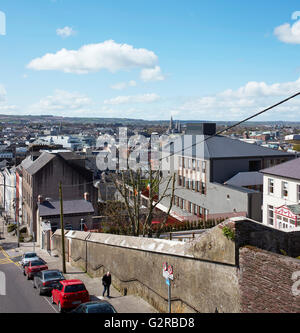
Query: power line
[{"left": 159, "top": 91, "right": 300, "bottom": 162}]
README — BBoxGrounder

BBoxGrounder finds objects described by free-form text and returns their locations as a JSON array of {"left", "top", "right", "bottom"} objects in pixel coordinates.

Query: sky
[{"left": 1, "top": 0, "right": 300, "bottom": 121}]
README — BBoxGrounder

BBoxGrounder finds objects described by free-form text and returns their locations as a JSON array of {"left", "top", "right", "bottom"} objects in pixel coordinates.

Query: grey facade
[{"left": 160, "top": 123, "right": 295, "bottom": 222}]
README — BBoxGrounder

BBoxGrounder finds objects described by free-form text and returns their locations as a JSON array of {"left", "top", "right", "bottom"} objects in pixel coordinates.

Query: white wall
[{"left": 262, "top": 174, "right": 300, "bottom": 228}]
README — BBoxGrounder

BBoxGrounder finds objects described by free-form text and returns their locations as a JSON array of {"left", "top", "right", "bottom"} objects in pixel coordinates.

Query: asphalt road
[{"left": 0, "top": 241, "right": 57, "bottom": 313}]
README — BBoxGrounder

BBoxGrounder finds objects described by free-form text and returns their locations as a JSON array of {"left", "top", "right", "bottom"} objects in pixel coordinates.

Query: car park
[
  {"left": 71, "top": 301, "right": 117, "bottom": 313},
  {"left": 24, "top": 259, "right": 48, "bottom": 280},
  {"left": 51, "top": 279, "right": 90, "bottom": 312},
  {"left": 33, "top": 270, "right": 65, "bottom": 295}
]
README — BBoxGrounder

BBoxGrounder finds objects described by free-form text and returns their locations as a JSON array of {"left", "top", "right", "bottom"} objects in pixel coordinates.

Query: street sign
[{"left": 162, "top": 262, "right": 174, "bottom": 280}]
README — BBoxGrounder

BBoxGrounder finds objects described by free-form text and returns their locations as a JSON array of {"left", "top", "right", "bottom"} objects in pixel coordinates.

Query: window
[
  {"left": 178, "top": 175, "right": 182, "bottom": 186},
  {"left": 192, "top": 159, "right": 196, "bottom": 170},
  {"left": 267, "top": 205, "right": 274, "bottom": 225},
  {"left": 282, "top": 181, "right": 288, "bottom": 198},
  {"left": 188, "top": 202, "right": 192, "bottom": 213},
  {"left": 193, "top": 204, "right": 197, "bottom": 216},
  {"left": 192, "top": 180, "right": 196, "bottom": 191},
  {"left": 268, "top": 179, "right": 274, "bottom": 195},
  {"left": 202, "top": 161, "right": 206, "bottom": 172}
]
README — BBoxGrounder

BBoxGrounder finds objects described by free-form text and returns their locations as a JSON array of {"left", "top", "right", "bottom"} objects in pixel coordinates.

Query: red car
[
  {"left": 51, "top": 279, "right": 90, "bottom": 312},
  {"left": 24, "top": 259, "right": 48, "bottom": 280}
]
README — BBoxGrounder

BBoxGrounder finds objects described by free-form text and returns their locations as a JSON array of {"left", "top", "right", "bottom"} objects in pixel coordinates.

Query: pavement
[{"left": 0, "top": 219, "right": 158, "bottom": 313}]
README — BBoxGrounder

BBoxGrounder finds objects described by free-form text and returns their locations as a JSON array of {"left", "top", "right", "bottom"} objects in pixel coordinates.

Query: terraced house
[{"left": 19, "top": 150, "right": 98, "bottom": 238}]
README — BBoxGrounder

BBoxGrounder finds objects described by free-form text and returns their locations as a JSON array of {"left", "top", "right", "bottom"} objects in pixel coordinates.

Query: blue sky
[{"left": 1, "top": 0, "right": 300, "bottom": 120}]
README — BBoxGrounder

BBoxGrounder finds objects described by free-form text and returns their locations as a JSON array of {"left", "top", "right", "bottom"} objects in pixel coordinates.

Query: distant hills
[{"left": 0, "top": 114, "right": 300, "bottom": 127}]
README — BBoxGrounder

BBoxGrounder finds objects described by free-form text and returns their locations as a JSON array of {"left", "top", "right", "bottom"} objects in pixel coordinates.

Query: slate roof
[
  {"left": 21, "top": 152, "right": 55, "bottom": 175},
  {"left": 260, "top": 157, "right": 300, "bottom": 180},
  {"left": 38, "top": 199, "right": 94, "bottom": 217},
  {"left": 163, "top": 135, "right": 293, "bottom": 159},
  {"left": 225, "top": 172, "right": 263, "bottom": 187}
]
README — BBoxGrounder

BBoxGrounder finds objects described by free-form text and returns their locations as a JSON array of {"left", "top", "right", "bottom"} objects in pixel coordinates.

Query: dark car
[
  {"left": 33, "top": 270, "right": 65, "bottom": 295},
  {"left": 71, "top": 301, "right": 117, "bottom": 313}
]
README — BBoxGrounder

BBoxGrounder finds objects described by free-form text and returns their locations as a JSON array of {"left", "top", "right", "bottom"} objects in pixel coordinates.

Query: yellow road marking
[{"left": 0, "top": 246, "right": 21, "bottom": 267}]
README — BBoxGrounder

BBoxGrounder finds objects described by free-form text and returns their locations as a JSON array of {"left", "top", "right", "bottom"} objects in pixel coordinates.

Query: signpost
[{"left": 163, "top": 262, "right": 174, "bottom": 313}]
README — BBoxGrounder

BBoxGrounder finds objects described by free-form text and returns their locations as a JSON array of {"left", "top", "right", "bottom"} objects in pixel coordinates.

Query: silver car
[{"left": 20, "top": 252, "right": 40, "bottom": 267}]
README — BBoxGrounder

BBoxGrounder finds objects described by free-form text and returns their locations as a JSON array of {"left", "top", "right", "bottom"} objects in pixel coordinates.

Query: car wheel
[
  {"left": 51, "top": 295, "right": 55, "bottom": 304},
  {"left": 39, "top": 287, "right": 43, "bottom": 296}
]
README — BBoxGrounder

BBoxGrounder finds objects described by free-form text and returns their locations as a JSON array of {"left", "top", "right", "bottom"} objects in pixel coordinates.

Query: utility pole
[{"left": 59, "top": 181, "right": 66, "bottom": 274}]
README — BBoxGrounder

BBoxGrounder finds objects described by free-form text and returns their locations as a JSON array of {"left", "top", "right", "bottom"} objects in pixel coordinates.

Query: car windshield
[
  {"left": 44, "top": 272, "right": 63, "bottom": 281},
  {"left": 25, "top": 253, "right": 37, "bottom": 258},
  {"left": 31, "top": 261, "right": 44, "bottom": 266},
  {"left": 87, "top": 303, "right": 116, "bottom": 313},
  {"left": 64, "top": 284, "right": 86, "bottom": 293}
]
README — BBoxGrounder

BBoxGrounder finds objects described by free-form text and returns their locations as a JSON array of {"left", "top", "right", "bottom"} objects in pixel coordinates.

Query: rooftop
[
  {"left": 260, "top": 157, "right": 300, "bottom": 180},
  {"left": 38, "top": 199, "right": 94, "bottom": 216},
  {"left": 163, "top": 134, "right": 293, "bottom": 160}
]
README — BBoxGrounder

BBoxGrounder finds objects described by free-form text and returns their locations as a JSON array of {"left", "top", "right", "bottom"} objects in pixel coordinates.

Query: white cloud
[
  {"left": 30, "top": 89, "right": 93, "bottom": 114},
  {"left": 104, "top": 93, "right": 160, "bottom": 105},
  {"left": 179, "top": 77, "right": 300, "bottom": 120},
  {"left": 56, "top": 26, "right": 76, "bottom": 38},
  {"left": 140, "top": 66, "right": 165, "bottom": 82},
  {"left": 274, "top": 13, "right": 300, "bottom": 44},
  {"left": 110, "top": 80, "right": 137, "bottom": 90},
  {"left": 27, "top": 40, "right": 159, "bottom": 74}
]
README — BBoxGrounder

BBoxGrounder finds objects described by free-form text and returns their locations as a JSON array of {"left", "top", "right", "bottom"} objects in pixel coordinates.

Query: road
[{"left": 0, "top": 241, "right": 57, "bottom": 313}]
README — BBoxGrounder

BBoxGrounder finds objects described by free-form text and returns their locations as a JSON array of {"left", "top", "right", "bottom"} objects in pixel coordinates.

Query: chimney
[
  {"left": 38, "top": 195, "right": 44, "bottom": 204},
  {"left": 84, "top": 192, "right": 90, "bottom": 201}
]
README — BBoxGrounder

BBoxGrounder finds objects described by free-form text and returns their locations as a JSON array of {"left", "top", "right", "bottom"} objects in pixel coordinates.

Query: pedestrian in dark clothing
[{"left": 102, "top": 271, "right": 111, "bottom": 298}]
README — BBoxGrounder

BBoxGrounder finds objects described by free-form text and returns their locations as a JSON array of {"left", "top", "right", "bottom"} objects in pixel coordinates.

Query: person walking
[{"left": 102, "top": 271, "right": 112, "bottom": 298}]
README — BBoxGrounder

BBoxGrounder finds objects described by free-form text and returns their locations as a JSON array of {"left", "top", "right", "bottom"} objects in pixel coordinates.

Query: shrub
[{"left": 222, "top": 226, "right": 235, "bottom": 241}]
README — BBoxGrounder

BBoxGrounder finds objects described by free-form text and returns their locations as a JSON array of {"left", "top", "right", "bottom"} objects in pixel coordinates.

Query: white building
[
  {"left": 0, "top": 167, "right": 16, "bottom": 220},
  {"left": 261, "top": 158, "right": 300, "bottom": 230}
]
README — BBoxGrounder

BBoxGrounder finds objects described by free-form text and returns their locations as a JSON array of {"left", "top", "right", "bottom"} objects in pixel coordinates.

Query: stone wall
[
  {"left": 52, "top": 228, "right": 240, "bottom": 313},
  {"left": 239, "top": 246, "right": 300, "bottom": 313},
  {"left": 51, "top": 218, "right": 300, "bottom": 313}
]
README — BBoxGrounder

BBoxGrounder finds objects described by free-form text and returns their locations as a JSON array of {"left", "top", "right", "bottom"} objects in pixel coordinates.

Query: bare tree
[{"left": 111, "top": 166, "right": 176, "bottom": 238}]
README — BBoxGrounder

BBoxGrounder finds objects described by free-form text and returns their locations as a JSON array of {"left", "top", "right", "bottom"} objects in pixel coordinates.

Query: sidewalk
[{"left": 0, "top": 221, "right": 158, "bottom": 313}]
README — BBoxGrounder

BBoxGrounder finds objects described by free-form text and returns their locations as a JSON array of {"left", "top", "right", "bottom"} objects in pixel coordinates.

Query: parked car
[
  {"left": 71, "top": 301, "right": 117, "bottom": 313},
  {"left": 24, "top": 259, "right": 48, "bottom": 280},
  {"left": 51, "top": 279, "right": 90, "bottom": 312},
  {"left": 20, "top": 252, "right": 39, "bottom": 267},
  {"left": 33, "top": 270, "right": 65, "bottom": 295}
]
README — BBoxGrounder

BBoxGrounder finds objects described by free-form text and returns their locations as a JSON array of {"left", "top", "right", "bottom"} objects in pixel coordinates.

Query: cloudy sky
[{"left": 1, "top": 0, "right": 300, "bottom": 121}]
